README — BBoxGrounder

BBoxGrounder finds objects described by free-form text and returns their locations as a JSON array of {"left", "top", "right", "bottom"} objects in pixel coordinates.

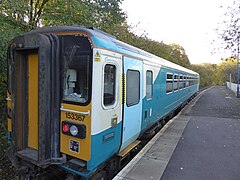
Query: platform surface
[{"left": 114, "top": 86, "right": 240, "bottom": 180}]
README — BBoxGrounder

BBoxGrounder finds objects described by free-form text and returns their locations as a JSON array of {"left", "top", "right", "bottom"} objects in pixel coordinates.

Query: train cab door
[{"left": 120, "top": 56, "right": 143, "bottom": 151}]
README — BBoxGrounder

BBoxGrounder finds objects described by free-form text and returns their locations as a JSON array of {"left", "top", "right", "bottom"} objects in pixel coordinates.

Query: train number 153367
[{"left": 65, "top": 112, "right": 85, "bottom": 122}]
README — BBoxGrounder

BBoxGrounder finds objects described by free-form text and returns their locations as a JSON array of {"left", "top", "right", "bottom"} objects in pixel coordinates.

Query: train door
[{"left": 120, "top": 56, "right": 143, "bottom": 151}]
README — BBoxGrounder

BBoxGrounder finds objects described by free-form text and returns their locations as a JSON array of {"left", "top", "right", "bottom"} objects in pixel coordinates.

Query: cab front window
[
  {"left": 63, "top": 55, "right": 90, "bottom": 103},
  {"left": 61, "top": 35, "right": 92, "bottom": 105}
]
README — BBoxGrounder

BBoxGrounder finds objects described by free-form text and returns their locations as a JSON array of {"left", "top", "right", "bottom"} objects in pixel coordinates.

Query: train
[{"left": 6, "top": 26, "right": 199, "bottom": 179}]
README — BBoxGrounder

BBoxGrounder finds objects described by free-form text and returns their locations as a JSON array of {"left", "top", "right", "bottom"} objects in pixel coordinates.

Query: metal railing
[{"left": 226, "top": 81, "right": 237, "bottom": 95}]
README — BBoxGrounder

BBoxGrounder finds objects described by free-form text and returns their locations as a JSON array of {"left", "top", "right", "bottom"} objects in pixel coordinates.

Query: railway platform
[{"left": 113, "top": 86, "right": 240, "bottom": 180}]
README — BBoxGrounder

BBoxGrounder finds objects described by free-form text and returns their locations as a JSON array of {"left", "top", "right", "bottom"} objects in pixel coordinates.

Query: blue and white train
[{"left": 7, "top": 26, "right": 199, "bottom": 179}]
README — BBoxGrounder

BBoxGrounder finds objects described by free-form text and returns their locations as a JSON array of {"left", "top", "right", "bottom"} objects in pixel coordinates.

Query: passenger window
[
  {"left": 174, "top": 74, "right": 178, "bottom": 91},
  {"left": 186, "top": 76, "right": 189, "bottom": 87},
  {"left": 127, "top": 70, "right": 140, "bottom": 106},
  {"left": 146, "top": 70, "right": 153, "bottom": 99},
  {"left": 103, "top": 64, "right": 116, "bottom": 106},
  {"left": 166, "top": 73, "right": 173, "bottom": 93},
  {"left": 179, "top": 75, "right": 183, "bottom": 89},
  {"left": 183, "top": 75, "right": 186, "bottom": 88},
  {"left": 189, "top": 76, "right": 193, "bottom": 86}
]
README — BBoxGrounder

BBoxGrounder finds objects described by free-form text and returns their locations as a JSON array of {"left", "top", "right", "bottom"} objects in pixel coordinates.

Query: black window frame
[
  {"left": 146, "top": 70, "right": 153, "bottom": 100},
  {"left": 126, "top": 69, "right": 140, "bottom": 107},
  {"left": 179, "top": 75, "right": 183, "bottom": 90},
  {"left": 174, "top": 74, "right": 179, "bottom": 91},
  {"left": 186, "top": 75, "right": 189, "bottom": 87},
  {"left": 103, "top": 64, "right": 116, "bottom": 106},
  {"left": 166, "top": 73, "right": 173, "bottom": 94},
  {"left": 61, "top": 35, "right": 93, "bottom": 106},
  {"left": 183, "top": 75, "right": 186, "bottom": 88}
]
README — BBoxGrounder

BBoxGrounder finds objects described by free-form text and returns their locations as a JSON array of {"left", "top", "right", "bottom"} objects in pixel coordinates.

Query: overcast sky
[{"left": 121, "top": 0, "right": 233, "bottom": 64}]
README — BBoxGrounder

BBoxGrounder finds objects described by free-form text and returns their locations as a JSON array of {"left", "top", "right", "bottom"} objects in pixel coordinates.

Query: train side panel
[
  {"left": 87, "top": 48, "right": 123, "bottom": 171},
  {"left": 141, "top": 65, "right": 199, "bottom": 133},
  {"left": 159, "top": 67, "right": 198, "bottom": 116}
]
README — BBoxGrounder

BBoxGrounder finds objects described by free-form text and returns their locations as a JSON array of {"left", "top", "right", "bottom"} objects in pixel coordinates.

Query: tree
[
  {"left": 191, "top": 64, "right": 217, "bottom": 88},
  {"left": 216, "top": 0, "right": 240, "bottom": 56},
  {"left": 0, "top": 0, "right": 50, "bottom": 30},
  {"left": 88, "top": 0, "right": 126, "bottom": 31},
  {"left": 215, "top": 57, "right": 238, "bottom": 84},
  {"left": 0, "top": 15, "right": 23, "bottom": 115},
  {"left": 169, "top": 44, "right": 191, "bottom": 68},
  {"left": 41, "top": 0, "right": 91, "bottom": 26},
  {"left": 41, "top": 0, "right": 126, "bottom": 31}
]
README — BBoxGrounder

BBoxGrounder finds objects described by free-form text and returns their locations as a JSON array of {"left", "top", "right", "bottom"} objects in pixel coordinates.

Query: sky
[{"left": 121, "top": 0, "right": 233, "bottom": 64}]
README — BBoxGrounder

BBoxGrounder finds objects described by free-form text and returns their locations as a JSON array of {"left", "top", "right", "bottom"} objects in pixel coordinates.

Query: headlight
[
  {"left": 70, "top": 125, "right": 78, "bottom": 136},
  {"left": 62, "top": 121, "right": 86, "bottom": 139},
  {"left": 62, "top": 123, "right": 69, "bottom": 133}
]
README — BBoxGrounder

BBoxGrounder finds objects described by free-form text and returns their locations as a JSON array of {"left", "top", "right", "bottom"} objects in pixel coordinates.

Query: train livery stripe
[
  {"left": 164, "top": 93, "right": 190, "bottom": 109},
  {"left": 7, "top": 119, "right": 12, "bottom": 132},
  {"left": 164, "top": 87, "right": 197, "bottom": 109},
  {"left": 28, "top": 53, "right": 39, "bottom": 150}
]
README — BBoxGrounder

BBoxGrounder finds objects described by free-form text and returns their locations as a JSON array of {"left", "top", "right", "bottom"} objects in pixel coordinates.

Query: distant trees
[
  {"left": 169, "top": 44, "right": 191, "bottom": 68},
  {"left": 117, "top": 33, "right": 191, "bottom": 68},
  {"left": 213, "top": 0, "right": 240, "bottom": 88},
  {"left": 190, "top": 57, "right": 238, "bottom": 88},
  {"left": 191, "top": 64, "right": 217, "bottom": 88},
  {"left": 216, "top": 57, "right": 238, "bottom": 84}
]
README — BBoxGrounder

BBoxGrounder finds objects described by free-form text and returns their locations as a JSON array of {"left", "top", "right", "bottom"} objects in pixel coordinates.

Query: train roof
[{"left": 25, "top": 26, "right": 199, "bottom": 76}]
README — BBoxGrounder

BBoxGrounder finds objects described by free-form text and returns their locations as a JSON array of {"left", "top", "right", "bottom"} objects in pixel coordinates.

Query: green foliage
[
  {"left": 190, "top": 58, "right": 238, "bottom": 88},
  {"left": 88, "top": 0, "right": 126, "bottom": 30},
  {"left": 41, "top": 0, "right": 126, "bottom": 31},
  {"left": 169, "top": 44, "right": 191, "bottom": 68},
  {"left": 0, "top": 15, "right": 23, "bottom": 117},
  {"left": 215, "top": 57, "right": 237, "bottom": 84},
  {"left": 41, "top": 0, "right": 92, "bottom": 26},
  {"left": 0, "top": 76, "right": 7, "bottom": 116},
  {"left": 0, "top": 15, "right": 21, "bottom": 180},
  {"left": 191, "top": 63, "right": 218, "bottom": 88},
  {"left": 135, "top": 39, "right": 191, "bottom": 68},
  {"left": 110, "top": 25, "right": 191, "bottom": 68},
  {"left": 0, "top": 0, "right": 51, "bottom": 30}
]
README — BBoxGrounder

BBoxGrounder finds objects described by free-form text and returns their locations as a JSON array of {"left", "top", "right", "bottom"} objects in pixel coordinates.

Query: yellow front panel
[
  {"left": 60, "top": 103, "right": 91, "bottom": 161},
  {"left": 28, "top": 53, "right": 38, "bottom": 150},
  {"left": 8, "top": 119, "right": 12, "bottom": 132},
  {"left": 7, "top": 92, "right": 12, "bottom": 132}
]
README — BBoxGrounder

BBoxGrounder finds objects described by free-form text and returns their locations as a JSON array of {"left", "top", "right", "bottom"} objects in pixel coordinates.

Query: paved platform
[{"left": 113, "top": 86, "right": 240, "bottom": 180}]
